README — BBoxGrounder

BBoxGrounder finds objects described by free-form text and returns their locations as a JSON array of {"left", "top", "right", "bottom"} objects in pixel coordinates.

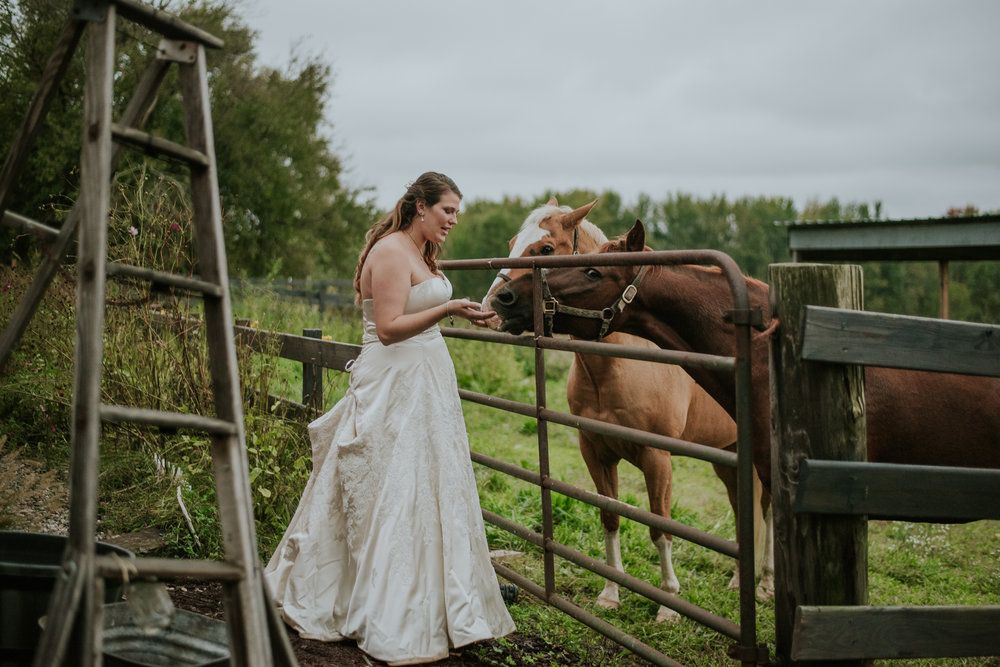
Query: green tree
[
  {"left": 1, "top": 0, "right": 374, "bottom": 278},
  {"left": 0, "top": 0, "right": 85, "bottom": 252}
]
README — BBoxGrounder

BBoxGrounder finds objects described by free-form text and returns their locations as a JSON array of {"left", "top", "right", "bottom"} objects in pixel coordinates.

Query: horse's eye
[
  {"left": 584, "top": 268, "right": 602, "bottom": 280},
  {"left": 540, "top": 245, "right": 555, "bottom": 255}
]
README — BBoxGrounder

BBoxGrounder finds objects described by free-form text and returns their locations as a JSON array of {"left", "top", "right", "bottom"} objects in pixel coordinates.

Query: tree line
[
  {"left": 3, "top": 0, "right": 997, "bottom": 324},
  {"left": 444, "top": 192, "right": 999, "bottom": 324},
  {"left": 1, "top": 0, "right": 376, "bottom": 278}
]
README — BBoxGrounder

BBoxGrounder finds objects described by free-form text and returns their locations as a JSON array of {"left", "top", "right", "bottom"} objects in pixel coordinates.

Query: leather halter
[
  {"left": 539, "top": 264, "right": 648, "bottom": 340},
  {"left": 495, "top": 227, "right": 580, "bottom": 284}
]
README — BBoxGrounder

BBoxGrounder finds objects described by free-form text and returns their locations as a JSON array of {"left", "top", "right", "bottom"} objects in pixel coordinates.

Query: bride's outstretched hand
[{"left": 448, "top": 299, "right": 496, "bottom": 326}]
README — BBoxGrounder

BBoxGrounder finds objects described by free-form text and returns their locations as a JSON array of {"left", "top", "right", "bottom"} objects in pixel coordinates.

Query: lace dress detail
[{"left": 264, "top": 275, "right": 514, "bottom": 665}]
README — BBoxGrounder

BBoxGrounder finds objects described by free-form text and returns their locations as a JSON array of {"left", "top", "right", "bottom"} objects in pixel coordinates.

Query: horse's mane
[
  {"left": 519, "top": 204, "right": 608, "bottom": 245},
  {"left": 518, "top": 205, "right": 563, "bottom": 233},
  {"left": 580, "top": 219, "right": 608, "bottom": 245}
]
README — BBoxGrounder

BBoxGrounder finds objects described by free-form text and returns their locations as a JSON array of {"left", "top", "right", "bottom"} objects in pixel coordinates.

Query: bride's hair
[{"left": 353, "top": 172, "right": 462, "bottom": 301}]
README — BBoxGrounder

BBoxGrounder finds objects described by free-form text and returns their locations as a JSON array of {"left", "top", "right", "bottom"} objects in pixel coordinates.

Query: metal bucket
[
  {"left": 102, "top": 601, "right": 230, "bottom": 667},
  {"left": 0, "top": 531, "right": 135, "bottom": 667}
]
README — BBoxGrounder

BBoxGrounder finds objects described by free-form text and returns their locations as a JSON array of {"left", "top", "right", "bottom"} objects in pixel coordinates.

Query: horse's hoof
[
  {"left": 595, "top": 595, "right": 620, "bottom": 610},
  {"left": 756, "top": 583, "right": 775, "bottom": 602},
  {"left": 656, "top": 607, "right": 681, "bottom": 623}
]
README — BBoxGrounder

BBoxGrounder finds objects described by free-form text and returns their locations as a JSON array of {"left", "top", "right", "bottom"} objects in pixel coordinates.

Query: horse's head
[
  {"left": 492, "top": 220, "right": 649, "bottom": 340},
  {"left": 481, "top": 197, "right": 602, "bottom": 329}
]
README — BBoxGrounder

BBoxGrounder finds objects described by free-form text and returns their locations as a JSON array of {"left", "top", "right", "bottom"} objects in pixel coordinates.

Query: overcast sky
[{"left": 243, "top": 1, "right": 999, "bottom": 219}]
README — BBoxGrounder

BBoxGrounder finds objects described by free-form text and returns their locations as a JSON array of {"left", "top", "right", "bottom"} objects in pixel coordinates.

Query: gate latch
[{"left": 727, "top": 642, "right": 771, "bottom": 665}]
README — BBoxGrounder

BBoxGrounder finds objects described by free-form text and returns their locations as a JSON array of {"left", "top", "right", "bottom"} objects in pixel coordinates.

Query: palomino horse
[
  {"left": 482, "top": 200, "right": 773, "bottom": 621},
  {"left": 489, "top": 220, "right": 1000, "bottom": 492}
]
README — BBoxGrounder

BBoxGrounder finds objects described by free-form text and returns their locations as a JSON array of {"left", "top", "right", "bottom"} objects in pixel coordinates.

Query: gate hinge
[
  {"left": 727, "top": 642, "right": 771, "bottom": 665},
  {"left": 723, "top": 306, "right": 764, "bottom": 329}
]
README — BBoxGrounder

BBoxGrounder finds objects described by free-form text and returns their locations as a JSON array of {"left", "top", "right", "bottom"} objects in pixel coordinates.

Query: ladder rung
[
  {"left": 100, "top": 404, "right": 238, "bottom": 436},
  {"left": 110, "top": 0, "right": 224, "bottom": 49},
  {"left": 2, "top": 210, "right": 59, "bottom": 240},
  {"left": 110, "top": 123, "right": 209, "bottom": 167},
  {"left": 95, "top": 554, "right": 244, "bottom": 581},
  {"left": 107, "top": 261, "right": 224, "bottom": 297}
]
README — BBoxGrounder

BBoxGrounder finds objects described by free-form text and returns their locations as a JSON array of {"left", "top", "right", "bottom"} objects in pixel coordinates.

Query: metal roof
[{"left": 785, "top": 215, "right": 1000, "bottom": 262}]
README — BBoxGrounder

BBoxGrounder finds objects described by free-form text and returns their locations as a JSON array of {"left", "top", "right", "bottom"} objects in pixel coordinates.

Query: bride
[{"left": 264, "top": 172, "right": 515, "bottom": 665}]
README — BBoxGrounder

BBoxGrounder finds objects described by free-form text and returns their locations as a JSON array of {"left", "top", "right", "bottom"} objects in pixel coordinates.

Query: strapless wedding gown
[{"left": 264, "top": 275, "right": 514, "bottom": 665}]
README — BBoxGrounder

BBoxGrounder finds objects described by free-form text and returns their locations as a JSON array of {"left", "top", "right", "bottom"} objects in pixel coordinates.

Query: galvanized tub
[
  {"left": 102, "top": 601, "right": 229, "bottom": 667},
  {"left": 0, "top": 531, "right": 134, "bottom": 667}
]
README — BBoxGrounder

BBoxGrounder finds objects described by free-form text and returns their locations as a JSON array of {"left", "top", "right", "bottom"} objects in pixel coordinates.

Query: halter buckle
[
  {"left": 542, "top": 299, "right": 557, "bottom": 315},
  {"left": 621, "top": 284, "right": 638, "bottom": 304}
]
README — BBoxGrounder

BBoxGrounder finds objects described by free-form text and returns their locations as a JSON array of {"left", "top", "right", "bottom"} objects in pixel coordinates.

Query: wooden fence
[
  {"left": 232, "top": 318, "right": 358, "bottom": 416},
  {"left": 769, "top": 263, "right": 1000, "bottom": 665}
]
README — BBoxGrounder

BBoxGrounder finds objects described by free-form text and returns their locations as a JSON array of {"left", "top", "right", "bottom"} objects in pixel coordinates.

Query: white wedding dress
[{"left": 264, "top": 275, "right": 515, "bottom": 665}]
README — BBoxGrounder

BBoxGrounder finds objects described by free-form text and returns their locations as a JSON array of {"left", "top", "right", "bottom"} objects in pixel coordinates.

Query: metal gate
[{"left": 440, "top": 250, "right": 763, "bottom": 666}]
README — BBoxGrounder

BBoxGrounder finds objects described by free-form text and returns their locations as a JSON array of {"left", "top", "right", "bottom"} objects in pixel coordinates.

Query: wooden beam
[
  {"left": 301, "top": 328, "right": 323, "bottom": 410},
  {"left": 801, "top": 305, "right": 1000, "bottom": 378},
  {"left": 769, "top": 263, "right": 868, "bottom": 666},
  {"left": 795, "top": 459, "right": 1000, "bottom": 521},
  {"left": 110, "top": 122, "right": 209, "bottom": 166},
  {"left": 792, "top": 605, "right": 1000, "bottom": 660},
  {"left": 95, "top": 555, "right": 244, "bottom": 581},
  {"left": 234, "top": 323, "right": 360, "bottom": 371},
  {"left": 106, "top": 261, "right": 224, "bottom": 296},
  {"left": 110, "top": 0, "right": 223, "bottom": 48},
  {"left": 2, "top": 210, "right": 60, "bottom": 240}
]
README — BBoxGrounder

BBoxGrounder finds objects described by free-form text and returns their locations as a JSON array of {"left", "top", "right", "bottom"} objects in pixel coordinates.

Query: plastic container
[{"left": 0, "top": 531, "right": 134, "bottom": 667}]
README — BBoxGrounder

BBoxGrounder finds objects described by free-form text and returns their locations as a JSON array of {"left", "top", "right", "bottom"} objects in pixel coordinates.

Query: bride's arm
[{"left": 367, "top": 241, "right": 454, "bottom": 345}]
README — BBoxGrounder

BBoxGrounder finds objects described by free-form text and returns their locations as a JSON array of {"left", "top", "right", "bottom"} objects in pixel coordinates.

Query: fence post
[
  {"left": 769, "top": 263, "right": 867, "bottom": 666},
  {"left": 302, "top": 328, "right": 322, "bottom": 411}
]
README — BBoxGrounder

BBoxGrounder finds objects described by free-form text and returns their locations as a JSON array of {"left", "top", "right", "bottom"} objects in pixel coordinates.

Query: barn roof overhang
[{"left": 785, "top": 215, "right": 1000, "bottom": 262}]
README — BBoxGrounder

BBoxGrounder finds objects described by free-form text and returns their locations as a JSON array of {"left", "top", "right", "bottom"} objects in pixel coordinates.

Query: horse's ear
[
  {"left": 560, "top": 199, "right": 598, "bottom": 231},
  {"left": 546, "top": 196, "right": 559, "bottom": 206},
  {"left": 625, "top": 219, "right": 646, "bottom": 252}
]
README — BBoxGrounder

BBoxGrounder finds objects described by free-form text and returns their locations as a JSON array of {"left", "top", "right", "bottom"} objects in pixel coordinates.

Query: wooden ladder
[{"left": 0, "top": 1, "right": 297, "bottom": 665}]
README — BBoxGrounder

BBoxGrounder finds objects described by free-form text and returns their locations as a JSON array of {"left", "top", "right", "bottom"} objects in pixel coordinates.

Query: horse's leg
[
  {"left": 579, "top": 433, "right": 622, "bottom": 610},
  {"left": 638, "top": 448, "right": 680, "bottom": 623},
  {"left": 756, "top": 500, "right": 775, "bottom": 601},
  {"left": 711, "top": 454, "right": 742, "bottom": 590}
]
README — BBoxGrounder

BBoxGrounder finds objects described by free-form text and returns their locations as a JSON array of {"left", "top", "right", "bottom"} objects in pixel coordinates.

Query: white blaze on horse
[{"left": 483, "top": 199, "right": 774, "bottom": 621}]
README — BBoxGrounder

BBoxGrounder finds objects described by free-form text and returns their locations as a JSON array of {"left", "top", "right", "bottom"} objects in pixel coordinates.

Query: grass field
[{"left": 1, "top": 272, "right": 997, "bottom": 666}]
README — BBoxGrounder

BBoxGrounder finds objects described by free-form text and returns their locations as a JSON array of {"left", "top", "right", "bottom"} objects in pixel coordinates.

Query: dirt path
[
  {"left": 1, "top": 448, "right": 568, "bottom": 666},
  {"left": 168, "top": 581, "right": 560, "bottom": 667}
]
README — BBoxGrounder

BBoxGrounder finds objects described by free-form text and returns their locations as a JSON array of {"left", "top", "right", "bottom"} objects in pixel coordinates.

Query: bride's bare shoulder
[{"left": 370, "top": 232, "right": 409, "bottom": 256}]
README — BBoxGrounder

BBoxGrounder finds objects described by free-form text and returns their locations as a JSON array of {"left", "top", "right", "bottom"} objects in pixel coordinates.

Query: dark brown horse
[
  {"left": 490, "top": 220, "right": 1000, "bottom": 491},
  {"left": 482, "top": 201, "right": 773, "bottom": 616}
]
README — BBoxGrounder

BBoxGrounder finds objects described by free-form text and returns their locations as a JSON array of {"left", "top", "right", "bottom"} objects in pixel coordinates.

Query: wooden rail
[{"left": 770, "top": 262, "right": 1000, "bottom": 664}]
